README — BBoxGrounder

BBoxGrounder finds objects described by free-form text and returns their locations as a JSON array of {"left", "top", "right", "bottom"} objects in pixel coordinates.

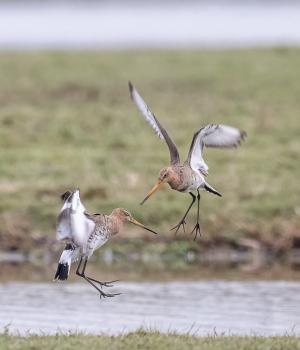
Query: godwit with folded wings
[
  {"left": 129, "top": 81, "right": 246, "bottom": 239},
  {"left": 54, "top": 189, "right": 158, "bottom": 298}
]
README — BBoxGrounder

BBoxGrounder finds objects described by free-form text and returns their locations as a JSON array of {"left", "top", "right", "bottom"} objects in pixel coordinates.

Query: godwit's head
[
  {"left": 111, "top": 208, "right": 158, "bottom": 235},
  {"left": 140, "top": 166, "right": 175, "bottom": 205},
  {"left": 158, "top": 167, "right": 175, "bottom": 183}
]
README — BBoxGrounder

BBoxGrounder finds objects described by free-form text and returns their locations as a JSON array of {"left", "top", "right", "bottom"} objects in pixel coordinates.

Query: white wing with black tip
[
  {"left": 187, "top": 124, "right": 246, "bottom": 175},
  {"left": 56, "top": 191, "right": 73, "bottom": 241}
]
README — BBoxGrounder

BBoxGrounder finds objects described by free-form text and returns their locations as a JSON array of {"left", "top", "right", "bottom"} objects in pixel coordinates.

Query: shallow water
[
  {"left": 0, "top": 2, "right": 300, "bottom": 49},
  {"left": 0, "top": 280, "right": 299, "bottom": 335}
]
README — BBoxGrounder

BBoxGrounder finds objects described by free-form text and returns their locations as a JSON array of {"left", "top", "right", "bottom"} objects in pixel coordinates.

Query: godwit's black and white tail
[
  {"left": 204, "top": 183, "right": 222, "bottom": 197},
  {"left": 54, "top": 244, "right": 78, "bottom": 281}
]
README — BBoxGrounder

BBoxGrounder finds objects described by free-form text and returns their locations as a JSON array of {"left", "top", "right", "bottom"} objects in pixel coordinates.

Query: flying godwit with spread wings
[
  {"left": 54, "top": 189, "right": 158, "bottom": 298},
  {"left": 129, "top": 81, "right": 246, "bottom": 239}
]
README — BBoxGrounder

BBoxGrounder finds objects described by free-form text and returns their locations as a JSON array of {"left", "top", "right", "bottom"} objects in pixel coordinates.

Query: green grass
[
  {"left": 0, "top": 331, "right": 299, "bottom": 350},
  {"left": 0, "top": 49, "right": 299, "bottom": 245}
]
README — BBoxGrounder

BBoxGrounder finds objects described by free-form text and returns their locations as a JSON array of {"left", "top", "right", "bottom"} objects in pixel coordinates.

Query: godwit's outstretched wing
[
  {"left": 129, "top": 81, "right": 180, "bottom": 165},
  {"left": 56, "top": 191, "right": 73, "bottom": 241},
  {"left": 187, "top": 124, "right": 246, "bottom": 175}
]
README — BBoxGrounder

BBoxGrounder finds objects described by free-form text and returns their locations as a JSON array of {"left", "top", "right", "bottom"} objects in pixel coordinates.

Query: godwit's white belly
[{"left": 182, "top": 171, "right": 206, "bottom": 193}]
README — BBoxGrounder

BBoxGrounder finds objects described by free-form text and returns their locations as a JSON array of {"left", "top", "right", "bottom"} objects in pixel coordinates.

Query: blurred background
[{"left": 0, "top": 0, "right": 299, "bottom": 337}]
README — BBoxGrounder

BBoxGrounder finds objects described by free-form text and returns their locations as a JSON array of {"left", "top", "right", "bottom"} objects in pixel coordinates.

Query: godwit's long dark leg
[
  {"left": 191, "top": 190, "right": 201, "bottom": 240},
  {"left": 76, "top": 258, "right": 120, "bottom": 298},
  {"left": 76, "top": 257, "right": 118, "bottom": 288},
  {"left": 76, "top": 257, "right": 83, "bottom": 275},
  {"left": 82, "top": 258, "right": 118, "bottom": 288},
  {"left": 171, "top": 192, "right": 196, "bottom": 234}
]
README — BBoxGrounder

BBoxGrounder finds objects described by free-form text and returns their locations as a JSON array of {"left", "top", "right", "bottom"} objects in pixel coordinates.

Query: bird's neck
[
  {"left": 167, "top": 169, "right": 182, "bottom": 190},
  {"left": 108, "top": 214, "right": 124, "bottom": 236}
]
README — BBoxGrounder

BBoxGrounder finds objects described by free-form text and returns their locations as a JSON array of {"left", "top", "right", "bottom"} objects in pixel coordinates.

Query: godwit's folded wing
[
  {"left": 85, "top": 213, "right": 107, "bottom": 253},
  {"left": 187, "top": 124, "right": 246, "bottom": 175},
  {"left": 128, "top": 81, "right": 180, "bottom": 165}
]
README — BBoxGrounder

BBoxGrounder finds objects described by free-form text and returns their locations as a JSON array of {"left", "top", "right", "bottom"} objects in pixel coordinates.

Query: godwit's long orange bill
[
  {"left": 129, "top": 218, "right": 158, "bottom": 234},
  {"left": 140, "top": 180, "right": 163, "bottom": 205}
]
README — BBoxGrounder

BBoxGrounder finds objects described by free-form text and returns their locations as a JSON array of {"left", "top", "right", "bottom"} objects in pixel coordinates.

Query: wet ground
[{"left": 1, "top": 280, "right": 299, "bottom": 336}]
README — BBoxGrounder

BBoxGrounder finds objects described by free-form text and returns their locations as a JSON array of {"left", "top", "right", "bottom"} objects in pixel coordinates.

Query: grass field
[
  {"left": 0, "top": 49, "right": 299, "bottom": 247},
  {"left": 0, "top": 331, "right": 299, "bottom": 350}
]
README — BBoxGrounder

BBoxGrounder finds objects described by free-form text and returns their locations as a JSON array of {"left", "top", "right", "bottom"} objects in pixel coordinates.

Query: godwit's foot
[
  {"left": 85, "top": 277, "right": 121, "bottom": 298},
  {"left": 87, "top": 277, "right": 119, "bottom": 288},
  {"left": 76, "top": 271, "right": 120, "bottom": 298},
  {"left": 190, "top": 222, "right": 201, "bottom": 241},
  {"left": 170, "top": 219, "right": 186, "bottom": 234},
  {"left": 94, "top": 284, "right": 121, "bottom": 299},
  {"left": 98, "top": 290, "right": 121, "bottom": 299}
]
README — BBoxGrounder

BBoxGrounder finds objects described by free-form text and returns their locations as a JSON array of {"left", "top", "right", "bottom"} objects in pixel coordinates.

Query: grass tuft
[{"left": 0, "top": 331, "right": 299, "bottom": 350}]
